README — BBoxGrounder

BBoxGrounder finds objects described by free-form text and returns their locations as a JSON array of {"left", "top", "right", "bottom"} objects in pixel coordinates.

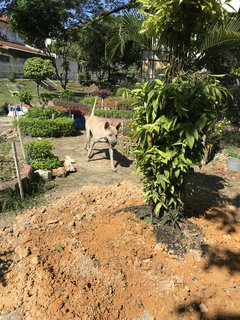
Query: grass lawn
[{"left": 0, "top": 79, "right": 85, "bottom": 109}]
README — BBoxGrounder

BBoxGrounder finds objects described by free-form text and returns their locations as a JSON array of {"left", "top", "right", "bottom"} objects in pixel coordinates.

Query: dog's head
[{"left": 104, "top": 122, "right": 121, "bottom": 149}]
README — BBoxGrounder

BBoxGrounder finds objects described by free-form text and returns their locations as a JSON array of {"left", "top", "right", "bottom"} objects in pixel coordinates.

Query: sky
[{"left": 223, "top": 0, "right": 240, "bottom": 11}]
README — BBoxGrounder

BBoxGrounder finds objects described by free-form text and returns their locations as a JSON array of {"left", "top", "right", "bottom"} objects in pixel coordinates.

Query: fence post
[
  {"left": 12, "top": 142, "right": 24, "bottom": 199},
  {"left": 16, "top": 124, "right": 26, "bottom": 161}
]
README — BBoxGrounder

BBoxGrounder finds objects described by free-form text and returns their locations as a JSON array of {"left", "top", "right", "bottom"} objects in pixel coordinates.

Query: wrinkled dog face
[{"left": 104, "top": 122, "right": 121, "bottom": 149}]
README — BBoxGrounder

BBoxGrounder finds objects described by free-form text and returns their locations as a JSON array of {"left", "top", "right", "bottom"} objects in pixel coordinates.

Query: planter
[{"left": 227, "top": 157, "right": 240, "bottom": 172}]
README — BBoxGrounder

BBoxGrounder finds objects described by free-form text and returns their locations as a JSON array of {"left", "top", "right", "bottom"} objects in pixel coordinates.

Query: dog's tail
[{"left": 91, "top": 96, "right": 98, "bottom": 116}]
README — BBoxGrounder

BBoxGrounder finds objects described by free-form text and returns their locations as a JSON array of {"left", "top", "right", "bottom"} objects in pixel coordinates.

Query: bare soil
[{"left": 0, "top": 128, "right": 240, "bottom": 320}]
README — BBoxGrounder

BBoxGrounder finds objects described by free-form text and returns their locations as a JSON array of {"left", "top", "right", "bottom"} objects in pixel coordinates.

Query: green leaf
[{"left": 186, "top": 131, "right": 195, "bottom": 149}]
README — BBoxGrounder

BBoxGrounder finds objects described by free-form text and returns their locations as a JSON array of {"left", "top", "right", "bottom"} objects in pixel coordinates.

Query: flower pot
[{"left": 227, "top": 157, "right": 240, "bottom": 172}]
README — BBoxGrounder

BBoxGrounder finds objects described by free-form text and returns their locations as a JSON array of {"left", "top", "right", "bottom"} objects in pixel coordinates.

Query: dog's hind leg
[
  {"left": 86, "top": 139, "right": 95, "bottom": 162},
  {"left": 85, "top": 128, "right": 90, "bottom": 151}
]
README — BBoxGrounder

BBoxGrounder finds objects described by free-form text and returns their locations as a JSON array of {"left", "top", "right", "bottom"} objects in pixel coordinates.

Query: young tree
[
  {"left": 130, "top": 0, "right": 230, "bottom": 224},
  {"left": 23, "top": 57, "right": 55, "bottom": 101}
]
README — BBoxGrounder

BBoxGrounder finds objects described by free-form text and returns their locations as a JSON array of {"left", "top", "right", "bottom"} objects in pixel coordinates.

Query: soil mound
[{"left": 0, "top": 181, "right": 240, "bottom": 320}]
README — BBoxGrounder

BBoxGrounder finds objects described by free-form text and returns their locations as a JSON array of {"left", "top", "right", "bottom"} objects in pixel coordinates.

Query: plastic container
[{"left": 227, "top": 157, "right": 240, "bottom": 172}]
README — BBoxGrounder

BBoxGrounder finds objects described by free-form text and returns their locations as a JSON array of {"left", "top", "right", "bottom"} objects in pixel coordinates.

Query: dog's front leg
[
  {"left": 86, "top": 140, "right": 95, "bottom": 162},
  {"left": 109, "top": 147, "right": 117, "bottom": 171}
]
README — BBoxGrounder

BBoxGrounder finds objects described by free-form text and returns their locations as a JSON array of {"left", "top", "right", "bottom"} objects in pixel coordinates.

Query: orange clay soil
[{"left": 0, "top": 180, "right": 240, "bottom": 320}]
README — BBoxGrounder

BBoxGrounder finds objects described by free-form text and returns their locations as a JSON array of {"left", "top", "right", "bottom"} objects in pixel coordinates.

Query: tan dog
[{"left": 85, "top": 98, "right": 121, "bottom": 171}]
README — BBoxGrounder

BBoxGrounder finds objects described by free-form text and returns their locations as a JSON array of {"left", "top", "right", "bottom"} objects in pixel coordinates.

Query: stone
[
  {"left": 52, "top": 167, "right": 67, "bottom": 178},
  {"left": 174, "top": 275, "right": 184, "bottom": 284},
  {"left": 64, "top": 156, "right": 77, "bottom": 173},
  {"left": 34, "top": 170, "right": 52, "bottom": 181},
  {"left": 199, "top": 303, "right": 208, "bottom": 313},
  {"left": 15, "top": 245, "right": 30, "bottom": 259}
]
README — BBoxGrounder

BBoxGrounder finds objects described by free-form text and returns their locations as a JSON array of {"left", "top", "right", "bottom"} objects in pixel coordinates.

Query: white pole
[{"left": 12, "top": 142, "right": 24, "bottom": 199}]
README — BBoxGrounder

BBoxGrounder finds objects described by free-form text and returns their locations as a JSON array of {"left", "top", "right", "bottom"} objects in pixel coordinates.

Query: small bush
[
  {"left": 24, "top": 140, "right": 61, "bottom": 171},
  {"left": 94, "top": 97, "right": 133, "bottom": 111},
  {"left": 16, "top": 90, "right": 33, "bottom": 107},
  {"left": 59, "top": 89, "right": 74, "bottom": 101},
  {"left": 24, "top": 139, "right": 53, "bottom": 162},
  {"left": 221, "top": 131, "right": 240, "bottom": 148},
  {"left": 25, "top": 107, "right": 65, "bottom": 119},
  {"left": 116, "top": 87, "right": 130, "bottom": 97},
  {"left": 32, "top": 157, "right": 62, "bottom": 171},
  {"left": 0, "top": 103, "right": 8, "bottom": 115},
  {"left": 52, "top": 99, "right": 88, "bottom": 116},
  {"left": 78, "top": 72, "right": 91, "bottom": 86},
  {"left": 93, "top": 89, "right": 111, "bottom": 100},
  {"left": 40, "top": 93, "right": 56, "bottom": 105},
  {"left": 81, "top": 96, "right": 99, "bottom": 106},
  {"left": 90, "top": 109, "right": 133, "bottom": 118},
  {"left": 13, "top": 117, "right": 77, "bottom": 137},
  {"left": 8, "top": 72, "right": 16, "bottom": 82}
]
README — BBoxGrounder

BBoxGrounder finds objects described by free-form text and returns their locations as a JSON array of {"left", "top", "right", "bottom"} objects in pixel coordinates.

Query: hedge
[
  {"left": 24, "top": 140, "right": 62, "bottom": 171},
  {"left": 13, "top": 117, "right": 77, "bottom": 137}
]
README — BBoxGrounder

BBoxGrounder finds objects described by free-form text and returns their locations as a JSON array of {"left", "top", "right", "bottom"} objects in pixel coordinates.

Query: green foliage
[
  {"left": 24, "top": 139, "right": 53, "bottom": 162},
  {"left": 116, "top": 87, "right": 130, "bottom": 97},
  {"left": 0, "top": 103, "right": 8, "bottom": 115},
  {"left": 25, "top": 107, "right": 65, "bottom": 120},
  {"left": 89, "top": 108, "right": 133, "bottom": 118},
  {"left": 24, "top": 57, "right": 55, "bottom": 81},
  {"left": 8, "top": 72, "right": 16, "bottom": 82},
  {"left": 81, "top": 96, "right": 99, "bottom": 106},
  {"left": 31, "top": 157, "right": 62, "bottom": 171},
  {"left": 13, "top": 117, "right": 77, "bottom": 137},
  {"left": 40, "top": 93, "right": 56, "bottom": 105},
  {"left": 24, "top": 139, "right": 61, "bottom": 171},
  {"left": 78, "top": 72, "right": 91, "bottom": 86},
  {"left": 16, "top": 89, "right": 33, "bottom": 107},
  {"left": 59, "top": 89, "right": 74, "bottom": 101},
  {"left": 221, "top": 131, "right": 240, "bottom": 149},
  {"left": 130, "top": 73, "right": 228, "bottom": 219}
]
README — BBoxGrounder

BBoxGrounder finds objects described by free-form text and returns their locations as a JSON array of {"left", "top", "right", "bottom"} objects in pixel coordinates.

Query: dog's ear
[
  {"left": 116, "top": 122, "right": 121, "bottom": 131},
  {"left": 104, "top": 122, "right": 110, "bottom": 129}
]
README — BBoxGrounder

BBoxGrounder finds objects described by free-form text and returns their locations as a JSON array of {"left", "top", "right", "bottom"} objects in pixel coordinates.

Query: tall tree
[{"left": 0, "top": 0, "right": 137, "bottom": 87}]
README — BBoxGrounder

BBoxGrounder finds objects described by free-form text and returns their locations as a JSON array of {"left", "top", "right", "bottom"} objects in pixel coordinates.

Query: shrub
[
  {"left": 90, "top": 109, "right": 133, "bottom": 118},
  {"left": 94, "top": 97, "right": 133, "bottom": 111},
  {"left": 16, "top": 90, "right": 33, "bottom": 107},
  {"left": 59, "top": 89, "right": 74, "bottom": 101},
  {"left": 40, "top": 93, "right": 56, "bottom": 105},
  {"left": 53, "top": 99, "right": 88, "bottom": 116},
  {"left": 8, "top": 72, "right": 16, "bottom": 82},
  {"left": 24, "top": 140, "right": 61, "bottom": 171},
  {"left": 25, "top": 107, "right": 65, "bottom": 119},
  {"left": 78, "top": 72, "right": 91, "bottom": 86},
  {"left": 0, "top": 103, "right": 8, "bottom": 115},
  {"left": 93, "top": 89, "right": 111, "bottom": 100},
  {"left": 116, "top": 87, "right": 130, "bottom": 97},
  {"left": 13, "top": 117, "right": 77, "bottom": 137},
  {"left": 81, "top": 96, "right": 99, "bottom": 106},
  {"left": 130, "top": 73, "right": 228, "bottom": 223}
]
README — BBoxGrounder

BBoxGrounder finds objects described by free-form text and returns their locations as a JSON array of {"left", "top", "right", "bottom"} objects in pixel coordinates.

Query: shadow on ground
[
  {"left": 89, "top": 148, "right": 133, "bottom": 168},
  {"left": 176, "top": 300, "right": 240, "bottom": 320},
  {"left": 0, "top": 250, "right": 13, "bottom": 287}
]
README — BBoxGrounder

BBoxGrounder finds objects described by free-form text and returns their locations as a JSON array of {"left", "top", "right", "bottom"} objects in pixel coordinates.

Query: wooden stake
[
  {"left": 17, "top": 124, "right": 26, "bottom": 160},
  {"left": 12, "top": 142, "right": 24, "bottom": 199}
]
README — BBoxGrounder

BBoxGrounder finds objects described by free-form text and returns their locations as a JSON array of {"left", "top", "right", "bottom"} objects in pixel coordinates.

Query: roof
[
  {"left": 0, "top": 40, "right": 45, "bottom": 56},
  {"left": 0, "top": 16, "right": 8, "bottom": 23}
]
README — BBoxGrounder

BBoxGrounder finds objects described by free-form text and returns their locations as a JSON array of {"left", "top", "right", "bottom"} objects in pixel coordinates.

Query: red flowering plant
[
  {"left": 95, "top": 97, "right": 133, "bottom": 111},
  {"left": 93, "top": 89, "right": 111, "bottom": 108},
  {"left": 52, "top": 99, "right": 89, "bottom": 117}
]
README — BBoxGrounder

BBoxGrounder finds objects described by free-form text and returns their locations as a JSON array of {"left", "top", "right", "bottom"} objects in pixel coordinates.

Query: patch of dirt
[
  {"left": 0, "top": 122, "right": 240, "bottom": 319},
  {"left": 0, "top": 179, "right": 240, "bottom": 320}
]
